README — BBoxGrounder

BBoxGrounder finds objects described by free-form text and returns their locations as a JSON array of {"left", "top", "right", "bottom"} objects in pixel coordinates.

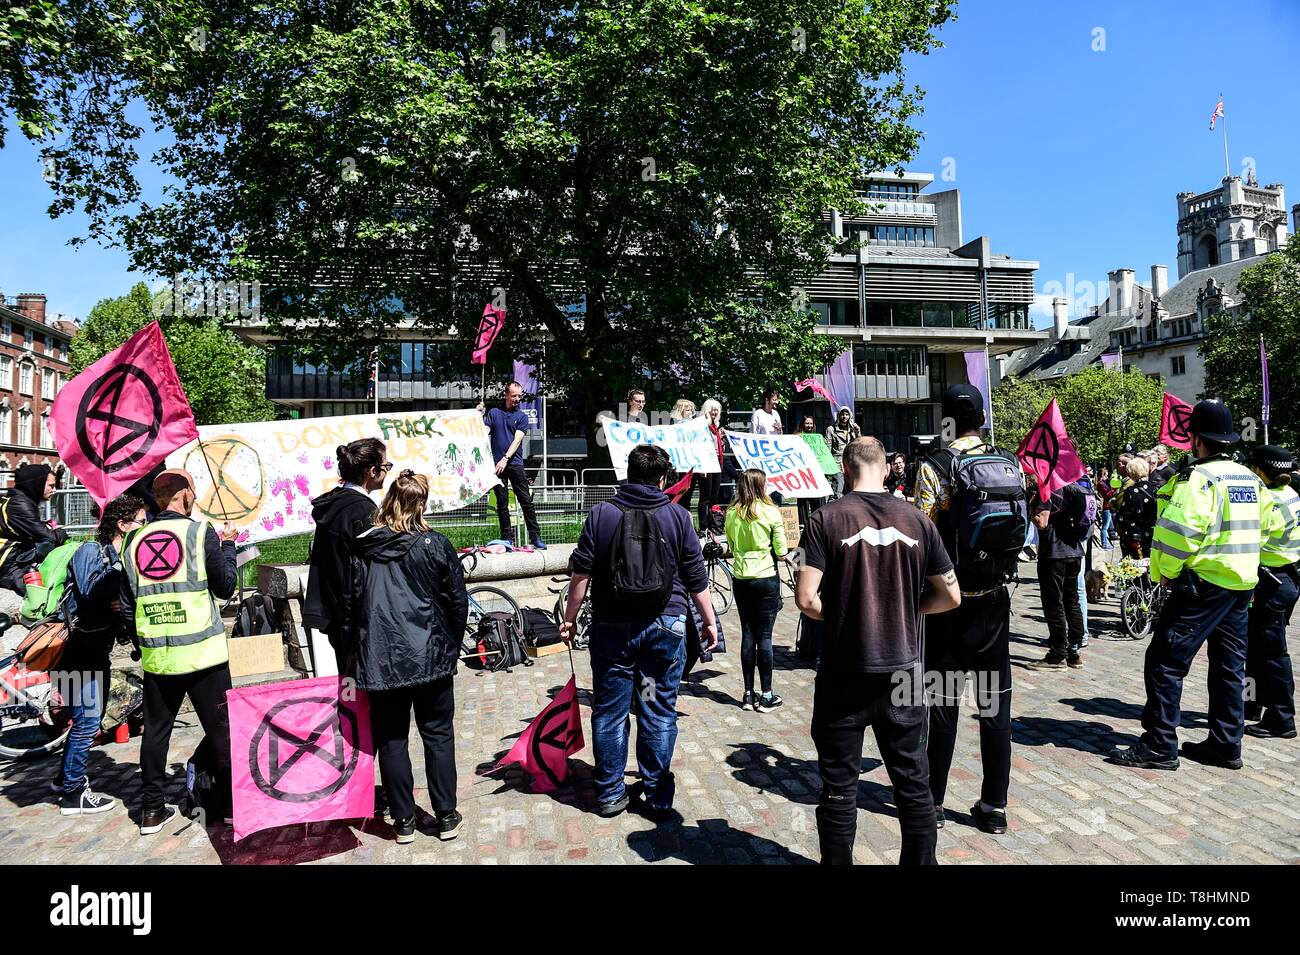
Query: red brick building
[{"left": 0, "top": 293, "right": 76, "bottom": 477}]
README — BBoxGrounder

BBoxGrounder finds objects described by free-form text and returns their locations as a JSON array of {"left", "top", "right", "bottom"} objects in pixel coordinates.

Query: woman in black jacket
[
  {"left": 303, "top": 438, "right": 389, "bottom": 659},
  {"left": 349, "top": 470, "right": 468, "bottom": 845}
]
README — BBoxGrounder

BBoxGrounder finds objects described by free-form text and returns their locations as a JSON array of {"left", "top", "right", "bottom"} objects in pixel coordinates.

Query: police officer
[
  {"left": 120, "top": 469, "right": 239, "bottom": 834},
  {"left": 1244, "top": 445, "right": 1298, "bottom": 739},
  {"left": 1109, "top": 400, "right": 1283, "bottom": 771}
]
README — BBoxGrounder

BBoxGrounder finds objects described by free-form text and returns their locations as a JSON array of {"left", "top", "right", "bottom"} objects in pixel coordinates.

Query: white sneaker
[{"left": 60, "top": 786, "right": 116, "bottom": 816}]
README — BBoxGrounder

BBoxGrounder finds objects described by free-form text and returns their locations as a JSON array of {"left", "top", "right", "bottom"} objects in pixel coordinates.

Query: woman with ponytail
[
  {"left": 303, "top": 438, "right": 390, "bottom": 658},
  {"left": 348, "top": 469, "right": 467, "bottom": 845}
]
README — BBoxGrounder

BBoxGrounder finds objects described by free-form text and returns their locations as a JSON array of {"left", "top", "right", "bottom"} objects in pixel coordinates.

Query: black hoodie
[
  {"left": 344, "top": 525, "right": 467, "bottom": 691},
  {"left": 0, "top": 464, "right": 67, "bottom": 588},
  {"left": 303, "top": 486, "right": 378, "bottom": 641}
]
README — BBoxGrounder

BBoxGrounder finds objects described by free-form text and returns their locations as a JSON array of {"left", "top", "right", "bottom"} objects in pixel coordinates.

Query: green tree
[
  {"left": 71, "top": 282, "right": 277, "bottom": 426},
  {"left": 993, "top": 367, "right": 1164, "bottom": 466},
  {"left": 1201, "top": 238, "right": 1299, "bottom": 449},
  {"left": 39, "top": 0, "right": 954, "bottom": 456}
]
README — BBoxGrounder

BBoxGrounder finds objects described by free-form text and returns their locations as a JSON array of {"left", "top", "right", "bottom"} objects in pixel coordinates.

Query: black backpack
[
  {"left": 231, "top": 593, "right": 280, "bottom": 638},
  {"left": 471, "top": 611, "right": 533, "bottom": 672},
  {"left": 520, "top": 608, "right": 562, "bottom": 648},
  {"left": 928, "top": 445, "right": 1028, "bottom": 592},
  {"left": 608, "top": 501, "right": 674, "bottom": 611}
]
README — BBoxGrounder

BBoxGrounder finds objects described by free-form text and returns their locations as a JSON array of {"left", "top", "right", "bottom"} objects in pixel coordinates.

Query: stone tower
[{"left": 1175, "top": 176, "right": 1288, "bottom": 278}]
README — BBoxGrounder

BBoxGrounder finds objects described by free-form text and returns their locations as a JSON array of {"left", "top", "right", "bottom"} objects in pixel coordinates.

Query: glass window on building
[
  {"left": 24, "top": 327, "right": 33, "bottom": 348},
  {"left": 18, "top": 409, "right": 31, "bottom": 445},
  {"left": 1170, "top": 355, "right": 1186, "bottom": 376},
  {"left": 922, "top": 302, "right": 953, "bottom": 328},
  {"left": 19, "top": 364, "right": 32, "bottom": 395},
  {"left": 39, "top": 413, "right": 51, "bottom": 448},
  {"left": 893, "top": 302, "right": 921, "bottom": 327},
  {"left": 0, "top": 356, "right": 10, "bottom": 389}
]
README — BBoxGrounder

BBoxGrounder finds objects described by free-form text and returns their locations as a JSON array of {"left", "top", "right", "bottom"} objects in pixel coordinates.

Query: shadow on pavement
[
  {"left": 626, "top": 817, "right": 814, "bottom": 864},
  {"left": 724, "top": 741, "right": 892, "bottom": 816}
]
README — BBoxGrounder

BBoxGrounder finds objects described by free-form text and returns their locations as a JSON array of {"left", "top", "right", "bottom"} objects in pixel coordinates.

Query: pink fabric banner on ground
[
  {"left": 1017, "top": 398, "right": 1086, "bottom": 502},
  {"left": 472, "top": 304, "right": 506, "bottom": 365},
  {"left": 50, "top": 321, "right": 199, "bottom": 507},
  {"left": 491, "top": 675, "right": 584, "bottom": 792},
  {"left": 228, "top": 676, "right": 374, "bottom": 841}
]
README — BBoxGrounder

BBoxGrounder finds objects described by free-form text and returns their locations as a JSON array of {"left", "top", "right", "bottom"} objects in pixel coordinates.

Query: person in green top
[{"left": 725, "top": 469, "right": 790, "bottom": 712}]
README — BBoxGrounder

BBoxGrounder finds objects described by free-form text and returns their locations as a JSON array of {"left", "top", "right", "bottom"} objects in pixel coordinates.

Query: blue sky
[{"left": 2, "top": 0, "right": 1299, "bottom": 326}]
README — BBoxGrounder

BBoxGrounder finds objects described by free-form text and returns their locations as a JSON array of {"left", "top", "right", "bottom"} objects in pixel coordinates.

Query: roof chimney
[
  {"left": 1107, "top": 269, "right": 1135, "bottom": 312},
  {"left": 14, "top": 293, "right": 46, "bottom": 325},
  {"left": 1151, "top": 264, "right": 1168, "bottom": 299},
  {"left": 1052, "top": 297, "right": 1069, "bottom": 339}
]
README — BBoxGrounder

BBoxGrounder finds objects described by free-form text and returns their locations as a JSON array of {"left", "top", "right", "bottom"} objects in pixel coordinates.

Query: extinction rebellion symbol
[
  {"left": 136, "top": 529, "right": 184, "bottom": 582},
  {"left": 1021, "top": 422, "right": 1060, "bottom": 477},
  {"left": 1166, "top": 403, "right": 1193, "bottom": 446},
  {"left": 75, "top": 365, "right": 164, "bottom": 473},
  {"left": 248, "top": 696, "right": 361, "bottom": 803}
]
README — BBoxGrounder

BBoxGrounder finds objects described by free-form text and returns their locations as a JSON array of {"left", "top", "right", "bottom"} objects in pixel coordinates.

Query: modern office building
[
  {"left": 1005, "top": 174, "right": 1291, "bottom": 403},
  {"left": 232, "top": 169, "right": 1045, "bottom": 457}
]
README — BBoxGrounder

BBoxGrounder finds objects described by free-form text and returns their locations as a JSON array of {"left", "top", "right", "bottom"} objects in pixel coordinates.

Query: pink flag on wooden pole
[
  {"left": 491, "top": 675, "right": 584, "bottom": 792},
  {"left": 227, "top": 676, "right": 374, "bottom": 842},
  {"left": 472, "top": 304, "right": 506, "bottom": 365},
  {"left": 50, "top": 321, "right": 199, "bottom": 507},
  {"left": 1017, "top": 398, "right": 1086, "bottom": 502},
  {"left": 1159, "top": 392, "right": 1194, "bottom": 450}
]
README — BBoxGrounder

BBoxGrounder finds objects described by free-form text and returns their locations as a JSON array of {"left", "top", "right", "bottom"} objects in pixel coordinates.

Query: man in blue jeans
[{"left": 561, "top": 445, "right": 717, "bottom": 820}]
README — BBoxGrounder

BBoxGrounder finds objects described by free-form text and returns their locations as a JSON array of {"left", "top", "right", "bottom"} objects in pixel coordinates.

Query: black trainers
[
  {"left": 435, "top": 810, "right": 463, "bottom": 841},
  {"left": 393, "top": 815, "right": 416, "bottom": 844},
  {"left": 1106, "top": 741, "right": 1179, "bottom": 770},
  {"left": 935, "top": 805, "right": 945, "bottom": 829},
  {"left": 755, "top": 692, "right": 784, "bottom": 713},
  {"left": 1028, "top": 654, "right": 1068, "bottom": 670},
  {"left": 1181, "top": 739, "right": 1243, "bottom": 770},
  {"left": 970, "top": 802, "right": 1008, "bottom": 835},
  {"left": 139, "top": 805, "right": 178, "bottom": 835},
  {"left": 740, "top": 691, "right": 756, "bottom": 711},
  {"left": 595, "top": 794, "right": 630, "bottom": 818},
  {"left": 60, "top": 786, "right": 116, "bottom": 817},
  {"left": 1244, "top": 722, "right": 1297, "bottom": 739},
  {"left": 1067, "top": 653, "right": 1084, "bottom": 669}
]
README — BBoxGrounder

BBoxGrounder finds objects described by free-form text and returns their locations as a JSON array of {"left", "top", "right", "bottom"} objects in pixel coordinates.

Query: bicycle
[
  {"left": 701, "top": 531, "right": 733, "bottom": 616},
  {"left": 549, "top": 576, "right": 590, "bottom": 650},
  {"left": 1118, "top": 559, "right": 1165, "bottom": 640},
  {"left": 0, "top": 652, "right": 70, "bottom": 759}
]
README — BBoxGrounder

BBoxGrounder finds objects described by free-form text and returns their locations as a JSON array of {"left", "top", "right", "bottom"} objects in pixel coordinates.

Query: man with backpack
[
  {"left": 561, "top": 445, "right": 716, "bottom": 821},
  {"left": 1029, "top": 479, "right": 1091, "bottom": 669},
  {"left": 916, "top": 384, "right": 1028, "bottom": 836}
]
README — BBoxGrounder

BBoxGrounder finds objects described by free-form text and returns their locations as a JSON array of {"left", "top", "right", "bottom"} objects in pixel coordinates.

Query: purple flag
[
  {"left": 826, "top": 349, "right": 855, "bottom": 413},
  {"left": 1099, "top": 352, "right": 1120, "bottom": 369},
  {"left": 963, "top": 350, "right": 992, "bottom": 425},
  {"left": 512, "top": 358, "right": 544, "bottom": 432},
  {"left": 1261, "top": 336, "right": 1270, "bottom": 425}
]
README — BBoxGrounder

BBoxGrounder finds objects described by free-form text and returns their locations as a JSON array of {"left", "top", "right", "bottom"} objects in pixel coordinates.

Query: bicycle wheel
[
  {"left": 458, "top": 550, "right": 479, "bottom": 577},
  {"left": 1119, "top": 585, "right": 1154, "bottom": 640},
  {"left": 709, "top": 560, "right": 733, "bottom": 615},
  {"left": 464, "top": 585, "right": 523, "bottom": 653},
  {"left": 0, "top": 672, "right": 71, "bottom": 760}
]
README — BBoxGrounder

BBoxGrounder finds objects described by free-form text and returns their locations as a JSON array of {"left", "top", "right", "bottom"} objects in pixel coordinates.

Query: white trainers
[{"left": 60, "top": 786, "right": 117, "bottom": 816}]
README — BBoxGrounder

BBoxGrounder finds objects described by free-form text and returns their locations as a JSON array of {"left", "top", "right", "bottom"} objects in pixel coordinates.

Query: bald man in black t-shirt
[{"left": 796, "top": 437, "right": 960, "bottom": 865}]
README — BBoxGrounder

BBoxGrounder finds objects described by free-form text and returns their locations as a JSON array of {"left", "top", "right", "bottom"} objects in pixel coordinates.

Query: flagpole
[
  {"left": 1261, "top": 334, "right": 1270, "bottom": 444},
  {"left": 373, "top": 347, "right": 380, "bottom": 416},
  {"left": 983, "top": 343, "right": 995, "bottom": 445},
  {"left": 1119, "top": 345, "right": 1127, "bottom": 446},
  {"left": 1222, "top": 105, "right": 1230, "bottom": 180}
]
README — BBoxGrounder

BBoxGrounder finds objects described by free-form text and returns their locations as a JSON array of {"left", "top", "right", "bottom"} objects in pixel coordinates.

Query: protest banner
[
  {"left": 724, "top": 430, "right": 834, "bottom": 499},
  {"left": 1159, "top": 392, "right": 1194, "bottom": 451},
  {"left": 602, "top": 416, "right": 720, "bottom": 481},
  {"left": 801, "top": 432, "right": 838, "bottom": 474},
  {"left": 166, "top": 409, "right": 498, "bottom": 543},
  {"left": 228, "top": 676, "right": 374, "bottom": 841}
]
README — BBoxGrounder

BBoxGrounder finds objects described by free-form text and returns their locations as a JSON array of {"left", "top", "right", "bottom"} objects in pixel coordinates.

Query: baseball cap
[{"left": 942, "top": 384, "right": 984, "bottom": 419}]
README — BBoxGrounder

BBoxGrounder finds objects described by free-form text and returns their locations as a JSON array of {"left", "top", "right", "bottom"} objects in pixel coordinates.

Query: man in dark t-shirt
[
  {"left": 796, "top": 437, "right": 960, "bottom": 866},
  {"left": 1029, "top": 482, "right": 1088, "bottom": 668},
  {"left": 480, "top": 381, "right": 544, "bottom": 548}
]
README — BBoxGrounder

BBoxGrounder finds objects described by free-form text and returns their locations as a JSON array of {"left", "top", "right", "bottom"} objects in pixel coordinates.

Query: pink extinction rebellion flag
[
  {"left": 1017, "top": 398, "right": 1086, "bottom": 503},
  {"left": 50, "top": 321, "right": 199, "bottom": 507},
  {"left": 491, "top": 675, "right": 584, "bottom": 792},
  {"left": 793, "top": 377, "right": 836, "bottom": 405},
  {"left": 472, "top": 303, "right": 506, "bottom": 365},
  {"left": 227, "top": 676, "right": 374, "bottom": 841}
]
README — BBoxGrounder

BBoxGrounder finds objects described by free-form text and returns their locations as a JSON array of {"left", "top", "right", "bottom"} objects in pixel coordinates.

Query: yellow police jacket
[{"left": 1151, "top": 456, "right": 1283, "bottom": 591}]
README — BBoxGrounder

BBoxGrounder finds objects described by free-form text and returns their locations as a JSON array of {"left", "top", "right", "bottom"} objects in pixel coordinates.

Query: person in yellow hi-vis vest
[
  {"left": 1244, "top": 444, "right": 1299, "bottom": 739},
  {"left": 1109, "top": 400, "right": 1284, "bottom": 772},
  {"left": 119, "top": 469, "right": 239, "bottom": 835}
]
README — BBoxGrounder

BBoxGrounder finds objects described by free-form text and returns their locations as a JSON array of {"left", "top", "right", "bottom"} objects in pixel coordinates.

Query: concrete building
[
  {"left": 1006, "top": 174, "right": 1289, "bottom": 403},
  {"left": 232, "top": 170, "right": 1044, "bottom": 458},
  {"left": 0, "top": 293, "right": 76, "bottom": 475}
]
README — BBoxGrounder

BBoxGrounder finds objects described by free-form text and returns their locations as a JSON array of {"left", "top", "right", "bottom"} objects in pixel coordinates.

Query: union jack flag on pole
[{"left": 1208, "top": 95, "right": 1224, "bottom": 130}]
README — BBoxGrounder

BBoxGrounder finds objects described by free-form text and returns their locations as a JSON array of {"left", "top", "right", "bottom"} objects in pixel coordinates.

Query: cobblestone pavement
[{"left": 2, "top": 565, "right": 1297, "bottom": 865}]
